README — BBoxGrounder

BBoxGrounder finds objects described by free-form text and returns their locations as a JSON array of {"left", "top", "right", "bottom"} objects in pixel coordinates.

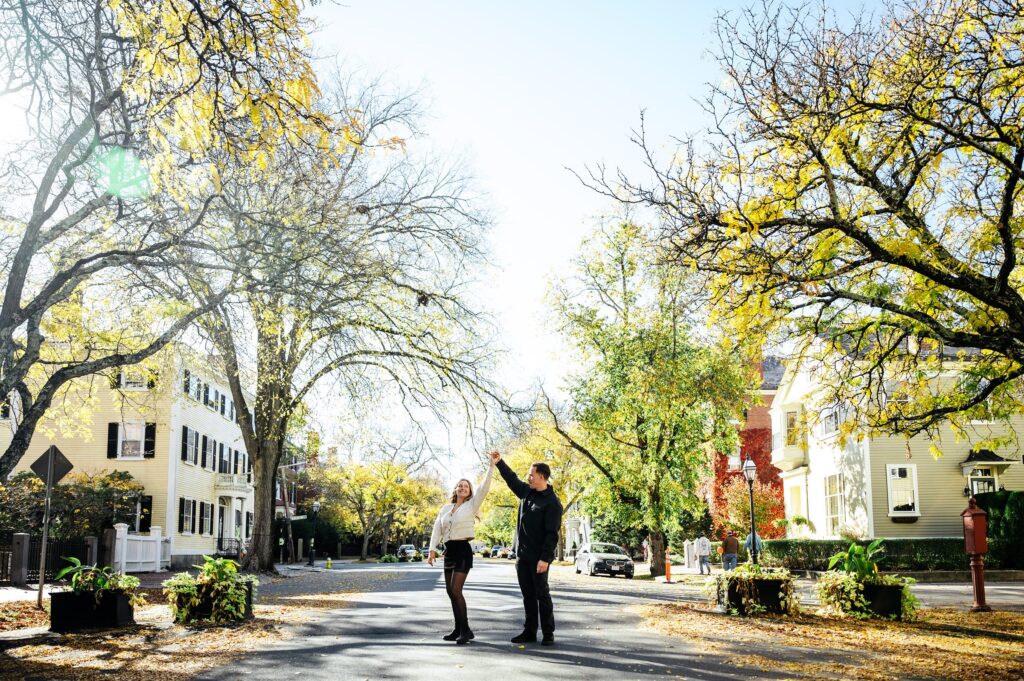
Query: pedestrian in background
[
  {"left": 427, "top": 455, "right": 495, "bottom": 644},
  {"left": 695, "top": 534, "right": 712, "bottom": 575},
  {"left": 722, "top": 530, "right": 739, "bottom": 571}
]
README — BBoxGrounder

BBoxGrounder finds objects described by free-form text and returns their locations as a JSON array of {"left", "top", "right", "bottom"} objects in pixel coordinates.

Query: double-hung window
[
  {"left": 120, "top": 422, "right": 145, "bottom": 459},
  {"left": 821, "top": 409, "right": 840, "bottom": 437},
  {"left": 784, "top": 411, "right": 799, "bottom": 446},
  {"left": 886, "top": 464, "right": 920, "bottom": 516},
  {"left": 824, "top": 474, "right": 844, "bottom": 536}
]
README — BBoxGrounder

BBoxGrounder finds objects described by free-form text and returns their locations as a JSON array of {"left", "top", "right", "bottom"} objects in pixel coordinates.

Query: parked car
[
  {"left": 507, "top": 548, "right": 516, "bottom": 560},
  {"left": 575, "top": 542, "right": 634, "bottom": 578},
  {"left": 490, "top": 545, "right": 509, "bottom": 558},
  {"left": 420, "top": 546, "right": 435, "bottom": 557},
  {"left": 397, "top": 544, "right": 420, "bottom": 562}
]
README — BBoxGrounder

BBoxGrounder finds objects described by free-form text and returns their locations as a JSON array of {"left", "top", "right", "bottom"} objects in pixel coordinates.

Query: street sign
[
  {"left": 289, "top": 515, "right": 307, "bottom": 521},
  {"left": 31, "top": 445, "right": 73, "bottom": 608},
  {"left": 30, "top": 446, "right": 73, "bottom": 486}
]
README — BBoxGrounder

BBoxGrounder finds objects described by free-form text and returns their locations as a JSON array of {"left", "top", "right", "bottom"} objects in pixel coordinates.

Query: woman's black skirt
[{"left": 443, "top": 539, "right": 474, "bottom": 572}]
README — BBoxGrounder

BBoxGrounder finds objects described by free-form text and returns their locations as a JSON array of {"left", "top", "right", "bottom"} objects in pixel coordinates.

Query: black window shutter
[
  {"left": 203, "top": 383, "right": 209, "bottom": 405},
  {"left": 218, "top": 443, "right": 224, "bottom": 472},
  {"left": 182, "top": 426, "right": 190, "bottom": 461},
  {"left": 229, "top": 400, "right": 234, "bottom": 421},
  {"left": 109, "top": 372, "right": 122, "bottom": 390},
  {"left": 183, "top": 370, "right": 190, "bottom": 396},
  {"left": 139, "top": 495, "right": 152, "bottom": 533},
  {"left": 107, "top": 423, "right": 119, "bottom": 458},
  {"left": 201, "top": 435, "right": 208, "bottom": 468},
  {"left": 190, "top": 500, "right": 197, "bottom": 534},
  {"left": 144, "top": 423, "right": 156, "bottom": 458},
  {"left": 198, "top": 502, "right": 205, "bottom": 534},
  {"left": 220, "top": 395, "right": 226, "bottom": 415},
  {"left": 234, "top": 450, "right": 240, "bottom": 474},
  {"left": 178, "top": 498, "right": 185, "bottom": 533}
]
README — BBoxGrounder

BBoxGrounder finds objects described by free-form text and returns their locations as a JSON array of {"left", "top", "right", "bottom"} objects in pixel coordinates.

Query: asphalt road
[
  {"left": 195, "top": 560, "right": 1023, "bottom": 681},
  {"left": 198, "top": 560, "right": 741, "bottom": 681}
]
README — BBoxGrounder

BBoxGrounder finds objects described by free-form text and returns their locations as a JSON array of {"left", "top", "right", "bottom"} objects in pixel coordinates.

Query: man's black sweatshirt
[{"left": 496, "top": 459, "right": 563, "bottom": 563}]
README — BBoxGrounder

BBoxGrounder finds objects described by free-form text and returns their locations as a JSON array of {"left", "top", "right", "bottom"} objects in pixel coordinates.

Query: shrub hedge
[
  {"left": 975, "top": 491, "right": 1024, "bottom": 570},
  {"left": 709, "top": 536, "right": 1019, "bottom": 571}
]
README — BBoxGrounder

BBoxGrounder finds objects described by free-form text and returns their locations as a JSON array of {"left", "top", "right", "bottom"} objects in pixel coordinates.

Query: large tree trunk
[
  {"left": 360, "top": 530, "right": 371, "bottom": 561},
  {"left": 648, "top": 530, "right": 666, "bottom": 578},
  {"left": 241, "top": 439, "right": 282, "bottom": 572},
  {"left": 380, "top": 514, "right": 392, "bottom": 556}
]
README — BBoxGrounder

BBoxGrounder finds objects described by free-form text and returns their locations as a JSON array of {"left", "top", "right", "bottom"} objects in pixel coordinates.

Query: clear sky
[
  {"left": 311, "top": 1, "right": 734, "bottom": 397},
  {"left": 306, "top": 1, "right": 874, "bottom": 474}
]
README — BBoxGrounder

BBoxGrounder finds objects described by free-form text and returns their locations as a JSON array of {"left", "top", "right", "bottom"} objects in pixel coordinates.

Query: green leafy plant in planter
[
  {"left": 708, "top": 563, "right": 799, "bottom": 616},
  {"left": 163, "top": 556, "right": 259, "bottom": 624},
  {"left": 50, "top": 557, "right": 144, "bottom": 632},
  {"left": 377, "top": 554, "right": 399, "bottom": 563},
  {"left": 817, "top": 539, "right": 918, "bottom": 620},
  {"left": 56, "top": 557, "right": 146, "bottom": 607}
]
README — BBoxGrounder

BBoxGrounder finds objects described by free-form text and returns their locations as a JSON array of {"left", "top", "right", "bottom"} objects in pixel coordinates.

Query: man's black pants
[{"left": 515, "top": 559, "right": 554, "bottom": 635}]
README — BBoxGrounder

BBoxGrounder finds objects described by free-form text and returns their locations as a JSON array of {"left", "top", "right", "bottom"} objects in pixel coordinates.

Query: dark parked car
[
  {"left": 575, "top": 542, "right": 634, "bottom": 578},
  {"left": 490, "top": 545, "right": 509, "bottom": 558}
]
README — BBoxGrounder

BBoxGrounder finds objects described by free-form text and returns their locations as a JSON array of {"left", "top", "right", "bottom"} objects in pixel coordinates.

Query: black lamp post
[
  {"left": 742, "top": 457, "right": 759, "bottom": 565},
  {"left": 306, "top": 500, "right": 321, "bottom": 567}
]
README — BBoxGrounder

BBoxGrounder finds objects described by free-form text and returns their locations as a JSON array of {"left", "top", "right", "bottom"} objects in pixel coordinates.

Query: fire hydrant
[
  {"left": 664, "top": 549, "right": 672, "bottom": 584},
  {"left": 326, "top": 557, "right": 333, "bottom": 570}
]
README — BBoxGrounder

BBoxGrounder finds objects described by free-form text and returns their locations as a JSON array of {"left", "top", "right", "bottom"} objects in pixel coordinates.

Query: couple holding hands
[{"left": 427, "top": 451, "right": 563, "bottom": 646}]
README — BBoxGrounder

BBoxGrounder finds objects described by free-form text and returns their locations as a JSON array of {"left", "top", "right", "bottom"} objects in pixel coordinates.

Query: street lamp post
[
  {"left": 742, "top": 457, "right": 759, "bottom": 565},
  {"left": 307, "top": 500, "right": 321, "bottom": 567}
]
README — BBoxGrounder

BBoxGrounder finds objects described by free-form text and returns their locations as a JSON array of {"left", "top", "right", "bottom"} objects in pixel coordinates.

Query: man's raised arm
[{"left": 489, "top": 451, "right": 530, "bottom": 499}]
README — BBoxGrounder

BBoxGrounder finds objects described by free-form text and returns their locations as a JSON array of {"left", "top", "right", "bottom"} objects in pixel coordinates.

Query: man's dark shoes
[
  {"left": 510, "top": 631, "right": 537, "bottom": 643},
  {"left": 541, "top": 633, "right": 555, "bottom": 646},
  {"left": 456, "top": 627, "right": 474, "bottom": 645}
]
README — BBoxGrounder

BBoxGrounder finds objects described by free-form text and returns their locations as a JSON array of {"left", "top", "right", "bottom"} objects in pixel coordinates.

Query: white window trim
[
  {"left": 183, "top": 427, "right": 199, "bottom": 466},
  {"left": 968, "top": 467, "right": 998, "bottom": 495},
  {"left": 885, "top": 463, "right": 921, "bottom": 517},
  {"left": 121, "top": 370, "right": 149, "bottom": 391},
  {"left": 823, "top": 473, "right": 845, "bottom": 536},
  {"left": 181, "top": 497, "right": 195, "bottom": 535},
  {"left": 119, "top": 421, "right": 145, "bottom": 460},
  {"left": 784, "top": 410, "right": 799, "bottom": 446},
  {"left": 821, "top": 411, "right": 839, "bottom": 438}
]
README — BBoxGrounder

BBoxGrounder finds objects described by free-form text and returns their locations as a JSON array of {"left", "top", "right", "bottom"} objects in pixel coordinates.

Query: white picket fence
[{"left": 112, "top": 523, "right": 170, "bottom": 573}]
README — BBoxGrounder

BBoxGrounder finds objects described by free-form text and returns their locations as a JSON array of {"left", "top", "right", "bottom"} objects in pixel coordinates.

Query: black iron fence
[
  {"left": 0, "top": 530, "right": 12, "bottom": 585},
  {"left": 27, "top": 537, "right": 90, "bottom": 582},
  {"left": 216, "top": 537, "right": 241, "bottom": 556}
]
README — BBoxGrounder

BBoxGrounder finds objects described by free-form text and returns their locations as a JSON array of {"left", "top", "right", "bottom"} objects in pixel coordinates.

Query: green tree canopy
[
  {"left": 590, "top": 0, "right": 1024, "bottom": 447},
  {"left": 547, "top": 220, "right": 755, "bottom": 576}
]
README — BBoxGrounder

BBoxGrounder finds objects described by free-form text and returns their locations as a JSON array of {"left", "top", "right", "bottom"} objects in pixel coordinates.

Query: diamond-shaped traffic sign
[{"left": 30, "top": 445, "right": 73, "bottom": 486}]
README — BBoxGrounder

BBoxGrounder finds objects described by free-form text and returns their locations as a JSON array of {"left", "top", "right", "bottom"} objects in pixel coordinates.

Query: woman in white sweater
[{"left": 427, "top": 455, "right": 495, "bottom": 644}]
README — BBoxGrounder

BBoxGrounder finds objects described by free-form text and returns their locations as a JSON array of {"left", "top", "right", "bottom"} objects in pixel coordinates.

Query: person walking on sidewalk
[
  {"left": 722, "top": 530, "right": 739, "bottom": 571},
  {"left": 490, "top": 450, "right": 563, "bottom": 647},
  {"left": 427, "top": 455, "right": 495, "bottom": 644},
  {"left": 695, "top": 534, "right": 712, "bottom": 575}
]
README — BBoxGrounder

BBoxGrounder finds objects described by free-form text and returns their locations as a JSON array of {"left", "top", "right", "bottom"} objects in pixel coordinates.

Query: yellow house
[
  {"left": 771, "top": 356, "right": 1024, "bottom": 540},
  {"left": 4, "top": 347, "right": 255, "bottom": 568}
]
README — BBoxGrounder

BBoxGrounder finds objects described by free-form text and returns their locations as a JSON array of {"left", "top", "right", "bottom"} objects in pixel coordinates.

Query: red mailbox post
[{"left": 962, "top": 497, "right": 992, "bottom": 613}]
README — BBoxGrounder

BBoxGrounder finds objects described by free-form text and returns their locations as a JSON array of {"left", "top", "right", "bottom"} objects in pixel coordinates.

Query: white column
[
  {"left": 114, "top": 523, "right": 129, "bottom": 574},
  {"left": 149, "top": 527, "right": 162, "bottom": 571}
]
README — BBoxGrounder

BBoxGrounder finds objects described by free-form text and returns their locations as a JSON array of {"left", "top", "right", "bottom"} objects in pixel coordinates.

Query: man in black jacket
[{"left": 489, "top": 451, "right": 563, "bottom": 646}]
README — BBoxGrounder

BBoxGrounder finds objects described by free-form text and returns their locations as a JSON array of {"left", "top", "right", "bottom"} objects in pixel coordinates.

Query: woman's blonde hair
[{"left": 450, "top": 478, "right": 474, "bottom": 504}]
